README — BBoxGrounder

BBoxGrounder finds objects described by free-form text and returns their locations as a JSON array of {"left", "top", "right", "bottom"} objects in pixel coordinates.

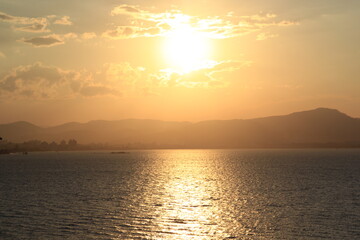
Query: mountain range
[{"left": 1, "top": 108, "right": 360, "bottom": 148}]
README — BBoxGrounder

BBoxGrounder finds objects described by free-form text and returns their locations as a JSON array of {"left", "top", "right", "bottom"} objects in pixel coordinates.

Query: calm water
[{"left": 0, "top": 149, "right": 359, "bottom": 239}]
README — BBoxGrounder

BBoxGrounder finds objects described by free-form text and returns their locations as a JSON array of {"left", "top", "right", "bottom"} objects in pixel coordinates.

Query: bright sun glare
[{"left": 164, "top": 24, "right": 211, "bottom": 73}]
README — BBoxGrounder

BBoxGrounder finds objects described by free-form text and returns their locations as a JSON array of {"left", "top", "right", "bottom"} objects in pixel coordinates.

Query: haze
[{"left": 1, "top": 0, "right": 360, "bottom": 126}]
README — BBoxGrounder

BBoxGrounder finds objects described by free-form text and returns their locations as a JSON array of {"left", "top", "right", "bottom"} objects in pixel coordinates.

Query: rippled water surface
[{"left": 1, "top": 149, "right": 360, "bottom": 239}]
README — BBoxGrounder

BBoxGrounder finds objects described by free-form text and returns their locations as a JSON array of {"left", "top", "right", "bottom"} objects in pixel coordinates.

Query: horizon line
[{"left": 0, "top": 107, "right": 357, "bottom": 128}]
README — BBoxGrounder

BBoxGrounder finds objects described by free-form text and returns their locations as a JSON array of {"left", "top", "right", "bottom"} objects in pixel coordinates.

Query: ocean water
[{"left": 0, "top": 149, "right": 359, "bottom": 239}]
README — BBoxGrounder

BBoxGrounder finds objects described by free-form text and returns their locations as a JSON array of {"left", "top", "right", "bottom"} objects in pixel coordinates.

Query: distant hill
[{"left": 1, "top": 108, "right": 360, "bottom": 148}]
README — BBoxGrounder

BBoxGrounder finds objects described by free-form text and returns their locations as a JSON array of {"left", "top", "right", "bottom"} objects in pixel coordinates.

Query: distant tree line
[
  {"left": 0, "top": 139, "right": 94, "bottom": 153},
  {"left": 2, "top": 137, "right": 359, "bottom": 154},
  {"left": 0, "top": 138, "right": 187, "bottom": 154}
]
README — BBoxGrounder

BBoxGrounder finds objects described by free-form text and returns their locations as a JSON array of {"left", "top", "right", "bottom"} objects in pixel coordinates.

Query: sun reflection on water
[
  {"left": 115, "top": 150, "right": 260, "bottom": 239},
  {"left": 144, "top": 150, "right": 230, "bottom": 239}
]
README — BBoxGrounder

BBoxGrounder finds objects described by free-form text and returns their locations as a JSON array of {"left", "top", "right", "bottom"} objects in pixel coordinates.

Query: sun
[{"left": 163, "top": 24, "right": 211, "bottom": 73}]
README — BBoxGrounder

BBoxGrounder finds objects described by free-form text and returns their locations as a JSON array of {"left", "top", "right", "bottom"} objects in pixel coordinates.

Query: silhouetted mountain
[
  {"left": 0, "top": 121, "right": 44, "bottom": 142},
  {"left": 251, "top": 108, "right": 360, "bottom": 145},
  {"left": 1, "top": 108, "right": 360, "bottom": 148}
]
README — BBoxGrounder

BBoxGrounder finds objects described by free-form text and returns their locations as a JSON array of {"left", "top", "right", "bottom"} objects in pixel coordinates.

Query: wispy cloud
[
  {"left": 0, "top": 11, "right": 74, "bottom": 34},
  {"left": 110, "top": 5, "right": 142, "bottom": 16},
  {"left": 20, "top": 35, "right": 64, "bottom": 47},
  {"left": 154, "top": 60, "right": 251, "bottom": 88},
  {"left": 15, "top": 22, "right": 49, "bottom": 33},
  {"left": 19, "top": 33, "right": 77, "bottom": 47},
  {"left": 54, "top": 16, "right": 73, "bottom": 25},
  {"left": 105, "top": 5, "right": 298, "bottom": 39},
  {"left": 81, "top": 32, "right": 97, "bottom": 39},
  {"left": 103, "top": 26, "right": 164, "bottom": 39},
  {"left": 0, "top": 11, "right": 45, "bottom": 25},
  {"left": 0, "top": 11, "right": 49, "bottom": 33}
]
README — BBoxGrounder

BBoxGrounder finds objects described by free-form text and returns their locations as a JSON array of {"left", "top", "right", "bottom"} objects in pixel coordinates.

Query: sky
[{"left": 0, "top": 0, "right": 359, "bottom": 126}]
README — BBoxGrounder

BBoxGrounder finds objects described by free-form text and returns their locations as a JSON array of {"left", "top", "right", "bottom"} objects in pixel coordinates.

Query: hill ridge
[{"left": 1, "top": 108, "right": 359, "bottom": 148}]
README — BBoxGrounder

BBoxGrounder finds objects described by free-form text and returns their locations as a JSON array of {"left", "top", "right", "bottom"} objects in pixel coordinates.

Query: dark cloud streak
[{"left": 21, "top": 35, "right": 64, "bottom": 47}]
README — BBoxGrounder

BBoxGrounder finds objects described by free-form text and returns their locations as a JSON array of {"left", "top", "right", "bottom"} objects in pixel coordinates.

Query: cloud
[
  {"left": 15, "top": 23, "right": 49, "bottom": 33},
  {"left": 211, "top": 60, "right": 252, "bottom": 72},
  {"left": 81, "top": 32, "right": 97, "bottom": 39},
  {"left": 103, "top": 26, "right": 163, "bottom": 39},
  {"left": 20, "top": 33, "right": 78, "bottom": 47},
  {"left": 0, "top": 62, "right": 68, "bottom": 95},
  {"left": 0, "top": 11, "right": 43, "bottom": 25},
  {"left": 100, "top": 60, "right": 250, "bottom": 89},
  {"left": 0, "top": 59, "right": 250, "bottom": 100},
  {"left": 0, "top": 12, "right": 13, "bottom": 21},
  {"left": 20, "top": 35, "right": 64, "bottom": 47},
  {"left": 0, "top": 62, "right": 120, "bottom": 99},
  {"left": 111, "top": 4, "right": 142, "bottom": 16},
  {"left": 0, "top": 12, "right": 74, "bottom": 34},
  {"left": 0, "top": 51, "right": 5, "bottom": 58},
  {"left": 105, "top": 5, "right": 298, "bottom": 39},
  {"left": 155, "top": 60, "right": 250, "bottom": 88},
  {"left": 0, "top": 11, "right": 50, "bottom": 33},
  {"left": 54, "top": 16, "right": 73, "bottom": 25},
  {"left": 102, "top": 62, "right": 146, "bottom": 86}
]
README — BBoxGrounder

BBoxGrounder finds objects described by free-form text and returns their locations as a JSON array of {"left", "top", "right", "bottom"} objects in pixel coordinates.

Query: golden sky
[{"left": 0, "top": 0, "right": 359, "bottom": 125}]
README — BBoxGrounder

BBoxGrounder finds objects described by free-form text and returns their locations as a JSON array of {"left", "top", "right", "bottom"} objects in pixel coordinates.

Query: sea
[{"left": 0, "top": 149, "right": 359, "bottom": 239}]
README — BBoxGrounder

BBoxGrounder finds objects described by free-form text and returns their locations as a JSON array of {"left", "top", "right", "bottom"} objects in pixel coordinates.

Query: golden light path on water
[
  {"left": 153, "top": 151, "right": 225, "bottom": 238},
  {"left": 115, "top": 150, "right": 260, "bottom": 239}
]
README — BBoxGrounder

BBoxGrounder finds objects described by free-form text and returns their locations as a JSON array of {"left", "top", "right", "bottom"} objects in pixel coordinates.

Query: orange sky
[{"left": 0, "top": 0, "right": 359, "bottom": 125}]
